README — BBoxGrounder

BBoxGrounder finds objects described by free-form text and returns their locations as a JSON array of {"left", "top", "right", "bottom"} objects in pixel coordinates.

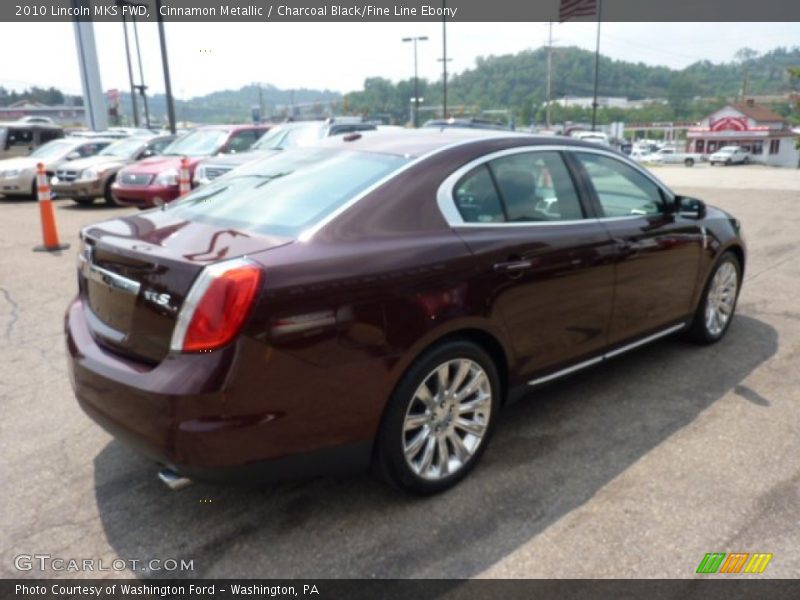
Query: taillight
[{"left": 170, "top": 259, "right": 262, "bottom": 353}]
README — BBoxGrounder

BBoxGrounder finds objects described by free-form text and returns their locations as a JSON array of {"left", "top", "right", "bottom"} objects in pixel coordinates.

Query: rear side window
[
  {"left": 169, "top": 148, "right": 409, "bottom": 237},
  {"left": 453, "top": 166, "right": 505, "bottom": 223}
]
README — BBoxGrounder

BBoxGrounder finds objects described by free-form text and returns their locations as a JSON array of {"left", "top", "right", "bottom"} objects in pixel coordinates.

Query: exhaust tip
[{"left": 158, "top": 467, "right": 193, "bottom": 491}]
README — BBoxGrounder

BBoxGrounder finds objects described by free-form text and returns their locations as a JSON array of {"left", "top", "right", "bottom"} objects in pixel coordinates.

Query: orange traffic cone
[
  {"left": 33, "top": 163, "right": 70, "bottom": 253},
  {"left": 178, "top": 157, "right": 191, "bottom": 197}
]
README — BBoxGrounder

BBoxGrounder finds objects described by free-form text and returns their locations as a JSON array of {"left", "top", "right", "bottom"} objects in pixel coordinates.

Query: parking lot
[{"left": 1, "top": 163, "right": 799, "bottom": 579}]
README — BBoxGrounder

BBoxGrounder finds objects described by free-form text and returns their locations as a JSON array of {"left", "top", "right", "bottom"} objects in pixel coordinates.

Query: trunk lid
[{"left": 79, "top": 210, "right": 291, "bottom": 363}]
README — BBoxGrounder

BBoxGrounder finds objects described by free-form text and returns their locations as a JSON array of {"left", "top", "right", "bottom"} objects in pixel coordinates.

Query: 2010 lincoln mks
[{"left": 66, "top": 130, "right": 745, "bottom": 494}]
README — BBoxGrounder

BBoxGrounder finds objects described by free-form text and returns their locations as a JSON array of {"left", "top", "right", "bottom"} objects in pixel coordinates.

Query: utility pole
[
  {"left": 546, "top": 21, "right": 553, "bottom": 129},
  {"left": 155, "top": 0, "right": 177, "bottom": 134},
  {"left": 590, "top": 0, "right": 603, "bottom": 132},
  {"left": 120, "top": 14, "right": 139, "bottom": 127},
  {"left": 439, "top": 2, "right": 451, "bottom": 119}
]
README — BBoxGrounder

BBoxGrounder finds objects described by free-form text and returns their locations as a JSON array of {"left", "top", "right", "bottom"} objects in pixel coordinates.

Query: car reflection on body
[{"left": 66, "top": 129, "right": 745, "bottom": 494}]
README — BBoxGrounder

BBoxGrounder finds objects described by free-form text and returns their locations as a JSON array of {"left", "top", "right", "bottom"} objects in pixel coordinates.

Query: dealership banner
[
  {"left": 2, "top": 0, "right": 799, "bottom": 22},
  {"left": 4, "top": 579, "right": 800, "bottom": 600}
]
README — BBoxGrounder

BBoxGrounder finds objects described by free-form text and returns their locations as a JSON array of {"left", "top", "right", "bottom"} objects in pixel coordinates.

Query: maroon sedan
[
  {"left": 66, "top": 130, "right": 745, "bottom": 494},
  {"left": 111, "top": 124, "right": 270, "bottom": 208}
]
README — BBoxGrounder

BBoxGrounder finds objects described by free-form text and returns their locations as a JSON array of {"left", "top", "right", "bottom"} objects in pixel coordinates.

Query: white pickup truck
[{"left": 644, "top": 146, "right": 705, "bottom": 167}]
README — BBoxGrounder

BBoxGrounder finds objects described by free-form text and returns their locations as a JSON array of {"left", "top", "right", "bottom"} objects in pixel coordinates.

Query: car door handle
[{"left": 493, "top": 260, "right": 533, "bottom": 273}]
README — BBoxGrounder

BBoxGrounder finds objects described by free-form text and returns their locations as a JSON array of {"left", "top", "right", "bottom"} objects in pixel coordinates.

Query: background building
[
  {"left": 687, "top": 100, "right": 799, "bottom": 167},
  {"left": 0, "top": 100, "right": 85, "bottom": 126}
]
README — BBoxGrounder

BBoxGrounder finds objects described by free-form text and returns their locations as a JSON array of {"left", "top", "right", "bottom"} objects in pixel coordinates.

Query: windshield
[
  {"left": 161, "top": 129, "right": 228, "bottom": 156},
  {"left": 168, "top": 148, "right": 409, "bottom": 237},
  {"left": 251, "top": 124, "right": 323, "bottom": 151},
  {"left": 99, "top": 138, "right": 146, "bottom": 158},
  {"left": 30, "top": 139, "right": 76, "bottom": 159},
  {"left": 718, "top": 147, "right": 738, "bottom": 154}
]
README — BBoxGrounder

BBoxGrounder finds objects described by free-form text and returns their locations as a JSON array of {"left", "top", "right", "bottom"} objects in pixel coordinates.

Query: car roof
[
  {"left": 309, "top": 128, "right": 602, "bottom": 158},
  {"left": 196, "top": 124, "right": 271, "bottom": 132}
]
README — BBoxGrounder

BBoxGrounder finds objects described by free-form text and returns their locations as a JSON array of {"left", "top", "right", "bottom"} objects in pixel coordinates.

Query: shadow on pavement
[{"left": 93, "top": 315, "right": 777, "bottom": 578}]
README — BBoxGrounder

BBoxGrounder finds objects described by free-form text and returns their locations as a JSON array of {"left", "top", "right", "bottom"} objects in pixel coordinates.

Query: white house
[{"left": 686, "top": 101, "right": 799, "bottom": 168}]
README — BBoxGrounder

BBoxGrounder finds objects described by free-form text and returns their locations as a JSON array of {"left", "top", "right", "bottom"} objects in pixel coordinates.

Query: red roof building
[{"left": 687, "top": 100, "right": 799, "bottom": 168}]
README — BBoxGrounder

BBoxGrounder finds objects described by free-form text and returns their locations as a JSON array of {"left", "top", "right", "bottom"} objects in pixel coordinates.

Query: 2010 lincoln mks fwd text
[{"left": 65, "top": 130, "right": 745, "bottom": 494}]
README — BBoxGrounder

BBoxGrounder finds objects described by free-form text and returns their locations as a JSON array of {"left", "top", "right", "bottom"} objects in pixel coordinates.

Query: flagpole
[
  {"left": 591, "top": 0, "right": 602, "bottom": 132},
  {"left": 546, "top": 21, "right": 553, "bottom": 129}
]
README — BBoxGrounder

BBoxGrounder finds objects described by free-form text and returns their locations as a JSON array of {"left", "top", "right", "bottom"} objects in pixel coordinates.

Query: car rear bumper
[
  {"left": 110, "top": 183, "right": 179, "bottom": 207},
  {"left": 64, "top": 298, "right": 374, "bottom": 482}
]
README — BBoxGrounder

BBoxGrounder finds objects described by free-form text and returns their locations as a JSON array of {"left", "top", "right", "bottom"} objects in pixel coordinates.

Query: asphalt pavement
[{"left": 1, "top": 163, "right": 798, "bottom": 579}]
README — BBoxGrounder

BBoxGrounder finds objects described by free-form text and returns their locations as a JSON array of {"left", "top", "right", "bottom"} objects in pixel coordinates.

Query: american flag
[{"left": 559, "top": 0, "right": 598, "bottom": 22}]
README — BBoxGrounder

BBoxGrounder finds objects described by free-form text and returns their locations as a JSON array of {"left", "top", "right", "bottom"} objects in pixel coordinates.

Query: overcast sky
[{"left": 0, "top": 22, "right": 798, "bottom": 98}]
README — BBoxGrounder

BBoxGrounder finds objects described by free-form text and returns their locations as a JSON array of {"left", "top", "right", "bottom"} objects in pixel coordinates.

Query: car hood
[
  {"left": 0, "top": 156, "right": 51, "bottom": 171},
  {"left": 199, "top": 149, "right": 278, "bottom": 169},
  {"left": 62, "top": 155, "right": 130, "bottom": 172},
  {"left": 120, "top": 155, "right": 205, "bottom": 175}
]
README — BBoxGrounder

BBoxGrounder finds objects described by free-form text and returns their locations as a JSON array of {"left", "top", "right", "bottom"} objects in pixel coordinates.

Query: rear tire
[
  {"left": 686, "top": 251, "right": 741, "bottom": 345},
  {"left": 374, "top": 340, "right": 501, "bottom": 495},
  {"left": 684, "top": 158, "right": 695, "bottom": 167}
]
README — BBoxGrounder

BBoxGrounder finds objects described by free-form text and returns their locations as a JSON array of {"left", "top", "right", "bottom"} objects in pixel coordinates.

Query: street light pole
[{"left": 402, "top": 35, "right": 428, "bottom": 128}]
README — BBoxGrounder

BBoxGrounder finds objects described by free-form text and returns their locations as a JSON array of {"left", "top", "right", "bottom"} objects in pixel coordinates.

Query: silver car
[{"left": 0, "top": 137, "right": 113, "bottom": 198}]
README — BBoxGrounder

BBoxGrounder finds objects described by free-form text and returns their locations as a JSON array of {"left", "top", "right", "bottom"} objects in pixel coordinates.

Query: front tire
[
  {"left": 104, "top": 176, "right": 121, "bottom": 206},
  {"left": 687, "top": 251, "right": 741, "bottom": 344},
  {"left": 375, "top": 340, "right": 501, "bottom": 495},
  {"left": 684, "top": 158, "right": 695, "bottom": 167}
]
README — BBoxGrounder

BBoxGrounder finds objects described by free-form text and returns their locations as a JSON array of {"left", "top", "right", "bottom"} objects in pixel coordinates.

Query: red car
[
  {"left": 67, "top": 130, "right": 745, "bottom": 495},
  {"left": 111, "top": 125, "right": 270, "bottom": 207}
]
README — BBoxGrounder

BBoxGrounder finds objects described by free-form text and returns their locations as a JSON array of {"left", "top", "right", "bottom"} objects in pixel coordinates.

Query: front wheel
[
  {"left": 687, "top": 251, "right": 741, "bottom": 344},
  {"left": 374, "top": 340, "right": 501, "bottom": 495},
  {"left": 684, "top": 158, "right": 695, "bottom": 167}
]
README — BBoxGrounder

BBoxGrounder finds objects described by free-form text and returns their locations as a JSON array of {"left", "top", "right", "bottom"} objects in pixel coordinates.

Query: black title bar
[{"left": 3, "top": 0, "right": 800, "bottom": 22}]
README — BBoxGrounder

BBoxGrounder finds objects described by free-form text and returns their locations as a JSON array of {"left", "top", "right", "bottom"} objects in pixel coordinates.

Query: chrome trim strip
[
  {"left": 528, "top": 356, "right": 604, "bottom": 386},
  {"left": 527, "top": 323, "right": 686, "bottom": 387},
  {"left": 436, "top": 144, "right": 675, "bottom": 228},
  {"left": 80, "top": 254, "right": 141, "bottom": 295},
  {"left": 296, "top": 133, "right": 524, "bottom": 242},
  {"left": 603, "top": 323, "right": 686, "bottom": 359}
]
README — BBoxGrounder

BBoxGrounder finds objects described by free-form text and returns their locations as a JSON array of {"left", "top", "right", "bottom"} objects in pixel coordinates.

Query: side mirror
[
  {"left": 66, "top": 151, "right": 81, "bottom": 161},
  {"left": 675, "top": 196, "right": 706, "bottom": 219},
  {"left": 139, "top": 149, "right": 155, "bottom": 159}
]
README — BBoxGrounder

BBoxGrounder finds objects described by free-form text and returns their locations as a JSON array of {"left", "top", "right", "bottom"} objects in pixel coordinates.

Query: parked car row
[{"left": 66, "top": 128, "right": 746, "bottom": 494}]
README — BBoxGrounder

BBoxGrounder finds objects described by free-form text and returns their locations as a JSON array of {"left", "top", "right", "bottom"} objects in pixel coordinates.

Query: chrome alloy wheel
[
  {"left": 705, "top": 261, "right": 738, "bottom": 336},
  {"left": 402, "top": 359, "right": 492, "bottom": 481}
]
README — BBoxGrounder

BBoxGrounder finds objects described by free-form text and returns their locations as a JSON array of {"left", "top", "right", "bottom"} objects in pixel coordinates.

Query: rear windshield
[{"left": 167, "top": 148, "right": 409, "bottom": 237}]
